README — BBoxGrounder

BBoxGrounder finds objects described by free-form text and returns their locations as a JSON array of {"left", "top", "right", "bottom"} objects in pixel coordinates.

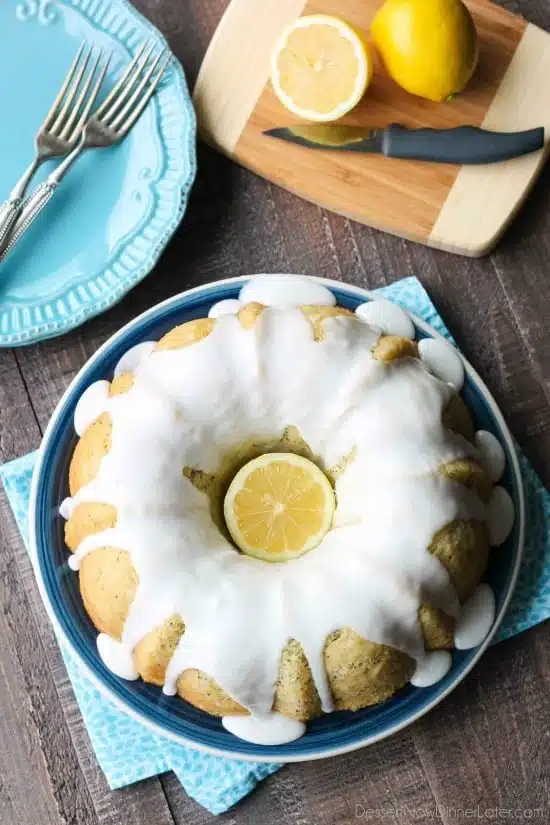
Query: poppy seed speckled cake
[{"left": 60, "top": 276, "right": 514, "bottom": 745}]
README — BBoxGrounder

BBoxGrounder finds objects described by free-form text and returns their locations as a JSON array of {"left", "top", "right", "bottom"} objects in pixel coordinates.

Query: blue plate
[
  {"left": 0, "top": 0, "right": 196, "bottom": 346},
  {"left": 30, "top": 276, "right": 525, "bottom": 762}
]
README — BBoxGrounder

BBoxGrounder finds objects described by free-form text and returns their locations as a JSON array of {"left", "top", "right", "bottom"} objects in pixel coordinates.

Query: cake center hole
[{"left": 181, "top": 426, "right": 346, "bottom": 560}]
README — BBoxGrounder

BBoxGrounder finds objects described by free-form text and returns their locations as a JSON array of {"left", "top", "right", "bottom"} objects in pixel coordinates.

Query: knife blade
[{"left": 264, "top": 124, "right": 545, "bottom": 165}]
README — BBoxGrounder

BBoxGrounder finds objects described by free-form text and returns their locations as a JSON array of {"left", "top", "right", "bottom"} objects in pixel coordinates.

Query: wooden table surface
[{"left": 1, "top": 1, "right": 549, "bottom": 823}]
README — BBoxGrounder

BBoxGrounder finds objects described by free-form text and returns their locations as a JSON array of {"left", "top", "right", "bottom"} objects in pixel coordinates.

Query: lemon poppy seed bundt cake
[{"left": 60, "top": 277, "right": 513, "bottom": 745}]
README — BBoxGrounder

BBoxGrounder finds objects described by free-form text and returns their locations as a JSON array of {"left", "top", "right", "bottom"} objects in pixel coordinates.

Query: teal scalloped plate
[{"left": 0, "top": 0, "right": 196, "bottom": 346}]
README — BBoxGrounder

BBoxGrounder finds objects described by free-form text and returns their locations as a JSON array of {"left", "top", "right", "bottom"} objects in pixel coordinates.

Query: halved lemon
[
  {"left": 224, "top": 452, "right": 335, "bottom": 562},
  {"left": 270, "top": 14, "right": 373, "bottom": 122}
]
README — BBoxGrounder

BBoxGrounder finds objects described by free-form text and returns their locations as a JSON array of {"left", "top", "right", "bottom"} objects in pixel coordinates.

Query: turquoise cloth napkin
[{"left": 2, "top": 277, "right": 550, "bottom": 813}]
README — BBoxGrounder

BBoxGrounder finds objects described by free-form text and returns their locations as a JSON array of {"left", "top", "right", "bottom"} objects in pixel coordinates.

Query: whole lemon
[{"left": 371, "top": 0, "right": 478, "bottom": 102}]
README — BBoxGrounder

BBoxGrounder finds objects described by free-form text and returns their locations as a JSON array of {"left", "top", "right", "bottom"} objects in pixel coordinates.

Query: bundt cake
[{"left": 60, "top": 276, "right": 513, "bottom": 745}]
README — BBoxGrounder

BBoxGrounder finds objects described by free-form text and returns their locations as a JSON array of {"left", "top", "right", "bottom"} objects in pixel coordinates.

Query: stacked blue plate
[{"left": 0, "top": 0, "right": 195, "bottom": 345}]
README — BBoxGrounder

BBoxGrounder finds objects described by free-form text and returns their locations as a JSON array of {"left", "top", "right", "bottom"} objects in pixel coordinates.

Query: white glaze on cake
[
  {"left": 475, "top": 430, "right": 506, "bottom": 482},
  {"left": 62, "top": 278, "right": 513, "bottom": 744},
  {"left": 238, "top": 275, "right": 336, "bottom": 307},
  {"left": 97, "top": 633, "right": 139, "bottom": 680},
  {"left": 59, "top": 497, "right": 74, "bottom": 520},
  {"left": 222, "top": 712, "right": 306, "bottom": 745},
  {"left": 417, "top": 339, "right": 465, "bottom": 390},
  {"left": 64, "top": 345, "right": 161, "bottom": 521},
  {"left": 486, "top": 486, "right": 515, "bottom": 547},
  {"left": 73, "top": 380, "right": 110, "bottom": 437},
  {"left": 410, "top": 651, "right": 452, "bottom": 687},
  {"left": 114, "top": 341, "right": 156, "bottom": 377},
  {"left": 208, "top": 299, "right": 244, "bottom": 318},
  {"left": 454, "top": 584, "right": 495, "bottom": 649},
  {"left": 64, "top": 307, "right": 487, "bottom": 714},
  {"left": 355, "top": 299, "right": 415, "bottom": 338}
]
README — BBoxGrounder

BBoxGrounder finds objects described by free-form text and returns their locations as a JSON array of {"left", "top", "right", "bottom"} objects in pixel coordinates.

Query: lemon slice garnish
[
  {"left": 224, "top": 453, "right": 335, "bottom": 562},
  {"left": 270, "top": 14, "right": 373, "bottom": 122}
]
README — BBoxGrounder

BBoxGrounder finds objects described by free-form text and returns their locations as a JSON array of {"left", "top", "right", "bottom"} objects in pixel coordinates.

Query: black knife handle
[{"left": 382, "top": 124, "right": 545, "bottom": 165}]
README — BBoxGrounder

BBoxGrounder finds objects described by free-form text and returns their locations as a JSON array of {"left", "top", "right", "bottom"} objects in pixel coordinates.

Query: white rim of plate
[{"left": 29, "top": 275, "right": 526, "bottom": 762}]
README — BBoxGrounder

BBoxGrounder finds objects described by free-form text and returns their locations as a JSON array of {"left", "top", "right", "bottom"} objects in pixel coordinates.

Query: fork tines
[
  {"left": 95, "top": 42, "right": 171, "bottom": 136},
  {"left": 44, "top": 44, "right": 110, "bottom": 143}
]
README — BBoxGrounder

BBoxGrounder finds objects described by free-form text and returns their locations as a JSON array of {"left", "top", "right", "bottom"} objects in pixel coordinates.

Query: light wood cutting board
[{"left": 193, "top": 0, "right": 550, "bottom": 256}]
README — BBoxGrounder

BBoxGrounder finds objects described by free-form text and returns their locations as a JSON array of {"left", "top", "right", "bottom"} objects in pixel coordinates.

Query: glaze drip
[
  {"left": 222, "top": 712, "right": 306, "bottom": 745},
  {"left": 454, "top": 584, "right": 495, "bottom": 649},
  {"left": 417, "top": 338, "right": 465, "bottom": 389},
  {"left": 355, "top": 299, "right": 415, "bottom": 338}
]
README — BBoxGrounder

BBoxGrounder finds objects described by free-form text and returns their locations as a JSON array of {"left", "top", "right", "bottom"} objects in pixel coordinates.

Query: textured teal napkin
[{"left": 2, "top": 277, "right": 549, "bottom": 813}]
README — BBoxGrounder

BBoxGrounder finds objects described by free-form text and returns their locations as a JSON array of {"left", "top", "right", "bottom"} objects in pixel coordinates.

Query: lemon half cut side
[
  {"left": 270, "top": 14, "right": 373, "bottom": 122},
  {"left": 224, "top": 452, "right": 336, "bottom": 562}
]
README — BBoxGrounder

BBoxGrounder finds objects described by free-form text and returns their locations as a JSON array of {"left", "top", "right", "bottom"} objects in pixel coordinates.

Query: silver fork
[
  {"left": 0, "top": 43, "right": 171, "bottom": 262},
  {"left": 0, "top": 44, "right": 108, "bottom": 249}
]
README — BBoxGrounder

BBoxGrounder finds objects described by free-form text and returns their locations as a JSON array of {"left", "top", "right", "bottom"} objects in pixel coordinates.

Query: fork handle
[
  {"left": 0, "top": 180, "right": 58, "bottom": 262},
  {"left": 0, "top": 156, "right": 43, "bottom": 248},
  {"left": 0, "top": 199, "right": 24, "bottom": 248},
  {"left": 0, "top": 140, "right": 89, "bottom": 260}
]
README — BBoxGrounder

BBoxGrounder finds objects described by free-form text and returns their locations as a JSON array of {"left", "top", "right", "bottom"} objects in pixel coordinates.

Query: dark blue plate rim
[{"left": 29, "top": 275, "right": 525, "bottom": 762}]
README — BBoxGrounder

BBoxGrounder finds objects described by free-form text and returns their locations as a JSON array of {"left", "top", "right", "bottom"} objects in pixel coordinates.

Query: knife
[{"left": 264, "top": 124, "right": 545, "bottom": 165}]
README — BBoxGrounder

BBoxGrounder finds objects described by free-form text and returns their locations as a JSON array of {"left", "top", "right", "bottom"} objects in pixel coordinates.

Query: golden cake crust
[{"left": 79, "top": 547, "right": 137, "bottom": 639}]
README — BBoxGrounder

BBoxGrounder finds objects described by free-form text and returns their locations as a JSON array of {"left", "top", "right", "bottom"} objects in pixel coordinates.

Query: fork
[
  {"left": 0, "top": 44, "right": 108, "bottom": 249},
  {"left": 0, "top": 43, "right": 171, "bottom": 262}
]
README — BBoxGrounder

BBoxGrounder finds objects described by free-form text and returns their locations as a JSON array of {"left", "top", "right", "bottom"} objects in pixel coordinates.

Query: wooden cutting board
[{"left": 193, "top": 0, "right": 550, "bottom": 256}]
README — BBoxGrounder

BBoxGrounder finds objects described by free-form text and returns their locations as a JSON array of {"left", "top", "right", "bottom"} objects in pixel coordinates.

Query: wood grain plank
[
  {"left": 162, "top": 735, "right": 443, "bottom": 825},
  {"left": 413, "top": 625, "right": 550, "bottom": 823},
  {"left": 0, "top": 351, "right": 88, "bottom": 825},
  {"left": 0, "top": 600, "right": 61, "bottom": 825},
  {"left": 0, "top": 350, "right": 41, "bottom": 462},
  {"left": 276, "top": 735, "right": 441, "bottom": 825},
  {"left": 0, "top": 496, "right": 99, "bottom": 825}
]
